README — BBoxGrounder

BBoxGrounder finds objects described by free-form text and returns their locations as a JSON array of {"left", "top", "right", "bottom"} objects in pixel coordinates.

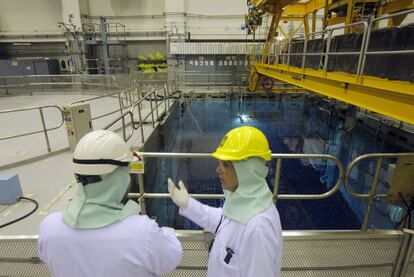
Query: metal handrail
[
  {"left": 103, "top": 111, "right": 134, "bottom": 141},
  {"left": 344, "top": 152, "right": 414, "bottom": 231},
  {"left": 360, "top": 9, "right": 414, "bottom": 77},
  {"left": 330, "top": 21, "right": 369, "bottom": 75},
  {"left": 130, "top": 85, "right": 177, "bottom": 143},
  {"left": 82, "top": 23, "right": 101, "bottom": 34},
  {"left": 0, "top": 88, "right": 110, "bottom": 152},
  {"left": 0, "top": 81, "right": 177, "bottom": 170},
  {"left": 69, "top": 90, "right": 125, "bottom": 121},
  {"left": 184, "top": 72, "right": 236, "bottom": 76},
  {"left": 344, "top": 153, "right": 414, "bottom": 199},
  {"left": 0, "top": 74, "right": 123, "bottom": 92},
  {"left": 104, "top": 22, "right": 126, "bottom": 41},
  {"left": 0, "top": 229, "right": 405, "bottom": 242},
  {"left": 0, "top": 74, "right": 128, "bottom": 79},
  {"left": 267, "top": 20, "right": 369, "bottom": 76},
  {"left": 119, "top": 86, "right": 140, "bottom": 110},
  {"left": 263, "top": 10, "right": 414, "bottom": 82},
  {"left": 98, "top": 83, "right": 177, "bottom": 144},
  {"left": 0, "top": 105, "right": 64, "bottom": 152},
  {"left": 182, "top": 72, "right": 248, "bottom": 92},
  {"left": 69, "top": 81, "right": 172, "bottom": 138},
  {"left": 397, "top": 228, "right": 414, "bottom": 277},
  {"left": 129, "top": 152, "right": 344, "bottom": 203},
  {"left": 95, "top": 78, "right": 225, "bottom": 146},
  {"left": 129, "top": 151, "right": 414, "bottom": 232},
  {"left": 82, "top": 23, "right": 101, "bottom": 42}
]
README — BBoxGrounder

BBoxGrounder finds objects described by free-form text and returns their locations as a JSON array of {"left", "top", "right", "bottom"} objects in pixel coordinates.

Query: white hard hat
[{"left": 72, "top": 130, "right": 137, "bottom": 175}]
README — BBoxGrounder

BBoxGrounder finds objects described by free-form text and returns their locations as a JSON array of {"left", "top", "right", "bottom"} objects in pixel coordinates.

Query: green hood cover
[
  {"left": 62, "top": 167, "right": 140, "bottom": 229},
  {"left": 223, "top": 157, "right": 274, "bottom": 224}
]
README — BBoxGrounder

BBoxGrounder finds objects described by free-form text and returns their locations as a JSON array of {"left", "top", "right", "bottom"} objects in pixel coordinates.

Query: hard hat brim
[
  {"left": 211, "top": 151, "right": 271, "bottom": 161},
  {"left": 72, "top": 163, "right": 117, "bottom": 176}
]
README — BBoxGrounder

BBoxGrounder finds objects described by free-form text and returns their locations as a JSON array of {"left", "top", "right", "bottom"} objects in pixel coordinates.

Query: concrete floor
[{"left": 0, "top": 91, "right": 167, "bottom": 235}]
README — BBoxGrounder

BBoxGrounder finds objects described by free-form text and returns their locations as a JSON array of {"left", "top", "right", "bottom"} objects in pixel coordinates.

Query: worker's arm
[
  {"left": 143, "top": 219, "right": 183, "bottom": 276},
  {"left": 179, "top": 197, "right": 223, "bottom": 233},
  {"left": 168, "top": 178, "right": 223, "bottom": 232}
]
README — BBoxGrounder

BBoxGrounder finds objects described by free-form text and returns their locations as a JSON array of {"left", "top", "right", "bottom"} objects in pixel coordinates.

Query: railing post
[
  {"left": 362, "top": 158, "right": 383, "bottom": 231},
  {"left": 399, "top": 229, "right": 414, "bottom": 277},
  {"left": 138, "top": 103, "right": 145, "bottom": 143},
  {"left": 287, "top": 39, "right": 292, "bottom": 66},
  {"left": 163, "top": 85, "right": 167, "bottom": 112},
  {"left": 166, "top": 84, "right": 170, "bottom": 108},
  {"left": 121, "top": 115, "right": 126, "bottom": 141},
  {"left": 323, "top": 30, "right": 333, "bottom": 73},
  {"left": 275, "top": 43, "right": 280, "bottom": 65},
  {"left": 117, "top": 92, "right": 124, "bottom": 115},
  {"left": 3, "top": 77, "right": 9, "bottom": 95},
  {"left": 154, "top": 90, "right": 159, "bottom": 120},
  {"left": 267, "top": 43, "right": 271, "bottom": 65},
  {"left": 392, "top": 230, "right": 414, "bottom": 277},
  {"left": 273, "top": 158, "right": 282, "bottom": 204},
  {"left": 138, "top": 174, "right": 146, "bottom": 214},
  {"left": 149, "top": 94, "right": 155, "bottom": 127},
  {"left": 359, "top": 20, "right": 373, "bottom": 78},
  {"left": 138, "top": 86, "right": 143, "bottom": 111},
  {"left": 124, "top": 90, "right": 129, "bottom": 109},
  {"left": 301, "top": 37, "right": 308, "bottom": 71},
  {"left": 39, "top": 107, "right": 51, "bottom": 153},
  {"left": 356, "top": 22, "right": 369, "bottom": 77},
  {"left": 24, "top": 75, "right": 29, "bottom": 95}
]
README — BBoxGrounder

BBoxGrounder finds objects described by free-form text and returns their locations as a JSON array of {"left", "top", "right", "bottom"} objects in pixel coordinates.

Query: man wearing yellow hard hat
[{"left": 168, "top": 126, "right": 283, "bottom": 277}]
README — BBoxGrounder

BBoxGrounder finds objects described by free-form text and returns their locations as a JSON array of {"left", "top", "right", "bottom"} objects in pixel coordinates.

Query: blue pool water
[{"left": 143, "top": 96, "right": 410, "bottom": 230}]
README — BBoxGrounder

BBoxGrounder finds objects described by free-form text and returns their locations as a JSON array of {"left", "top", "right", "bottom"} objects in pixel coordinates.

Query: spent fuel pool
[{"left": 142, "top": 95, "right": 410, "bottom": 230}]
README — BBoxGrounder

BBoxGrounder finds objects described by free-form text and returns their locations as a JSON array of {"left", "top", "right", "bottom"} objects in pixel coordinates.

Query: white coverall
[
  {"left": 180, "top": 197, "right": 283, "bottom": 277},
  {"left": 38, "top": 212, "right": 183, "bottom": 277}
]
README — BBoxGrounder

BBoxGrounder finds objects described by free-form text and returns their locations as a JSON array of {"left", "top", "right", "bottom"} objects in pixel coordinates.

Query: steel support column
[
  {"left": 100, "top": 16, "right": 110, "bottom": 75},
  {"left": 345, "top": 0, "right": 356, "bottom": 33}
]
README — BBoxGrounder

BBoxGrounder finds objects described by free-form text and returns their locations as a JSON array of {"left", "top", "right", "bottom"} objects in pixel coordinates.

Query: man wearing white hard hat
[{"left": 38, "top": 130, "right": 182, "bottom": 277}]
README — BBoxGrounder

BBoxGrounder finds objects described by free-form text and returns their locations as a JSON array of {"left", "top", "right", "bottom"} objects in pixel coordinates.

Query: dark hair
[{"left": 75, "top": 174, "right": 102, "bottom": 186}]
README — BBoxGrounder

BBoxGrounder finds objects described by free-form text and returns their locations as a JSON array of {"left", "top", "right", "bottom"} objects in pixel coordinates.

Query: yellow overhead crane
[{"left": 245, "top": 0, "right": 414, "bottom": 125}]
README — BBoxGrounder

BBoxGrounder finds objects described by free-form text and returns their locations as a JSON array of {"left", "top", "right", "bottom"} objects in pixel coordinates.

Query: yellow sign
[{"left": 129, "top": 161, "right": 144, "bottom": 174}]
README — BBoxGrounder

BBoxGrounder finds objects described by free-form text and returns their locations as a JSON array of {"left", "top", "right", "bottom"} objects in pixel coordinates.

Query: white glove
[{"left": 168, "top": 178, "right": 189, "bottom": 208}]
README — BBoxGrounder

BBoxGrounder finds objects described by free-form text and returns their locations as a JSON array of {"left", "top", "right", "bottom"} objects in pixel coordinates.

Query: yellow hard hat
[{"left": 212, "top": 126, "right": 271, "bottom": 161}]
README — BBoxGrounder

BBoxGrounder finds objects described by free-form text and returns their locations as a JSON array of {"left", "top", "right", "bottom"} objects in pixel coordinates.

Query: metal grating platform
[{"left": 1, "top": 230, "right": 412, "bottom": 277}]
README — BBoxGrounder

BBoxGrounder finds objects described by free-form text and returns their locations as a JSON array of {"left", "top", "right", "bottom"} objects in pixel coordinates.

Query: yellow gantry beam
[
  {"left": 327, "top": 16, "right": 346, "bottom": 26},
  {"left": 283, "top": 0, "right": 327, "bottom": 16},
  {"left": 253, "top": 63, "right": 414, "bottom": 125},
  {"left": 383, "top": 0, "right": 414, "bottom": 26},
  {"left": 252, "top": 0, "right": 298, "bottom": 7},
  {"left": 328, "top": 0, "right": 381, "bottom": 11},
  {"left": 384, "top": 0, "right": 414, "bottom": 14},
  {"left": 255, "top": 87, "right": 305, "bottom": 93}
]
